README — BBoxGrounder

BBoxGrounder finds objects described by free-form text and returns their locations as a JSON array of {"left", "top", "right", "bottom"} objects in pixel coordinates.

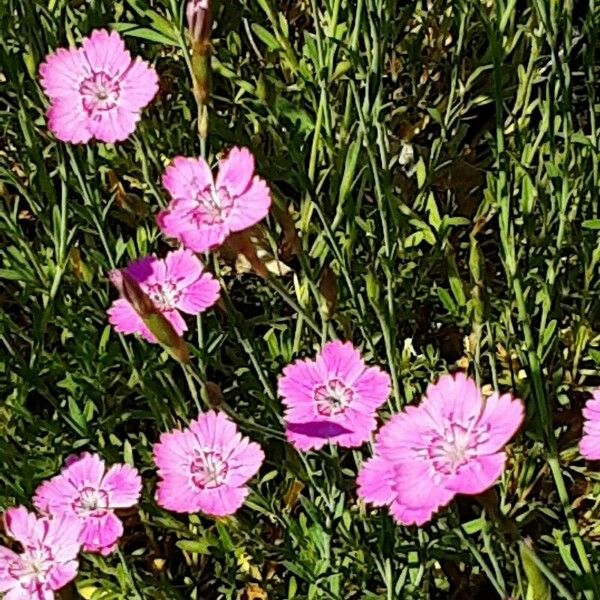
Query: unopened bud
[{"left": 186, "top": 0, "right": 211, "bottom": 49}]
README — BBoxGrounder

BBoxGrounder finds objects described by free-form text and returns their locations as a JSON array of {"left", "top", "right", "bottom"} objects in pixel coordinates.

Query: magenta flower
[
  {"left": 107, "top": 248, "right": 220, "bottom": 343},
  {"left": 278, "top": 341, "right": 391, "bottom": 451},
  {"left": 580, "top": 389, "right": 600, "bottom": 459},
  {"left": 153, "top": 411, "right": 264, "bottom": 516},
  {"left": 0, "top": 507, "right": 82, "bottom": 599},
  {"left": 157, "top": 147, "right": 272, "bottom": 253},
  {"left": 33, "top": 453, "right": 142, "bottom": 556},
  {"left": 39, "top": 29, "right": 158, "bottom": 144},
  {"left": 357, "top": 372, "right": 524, "bottom": 526}
]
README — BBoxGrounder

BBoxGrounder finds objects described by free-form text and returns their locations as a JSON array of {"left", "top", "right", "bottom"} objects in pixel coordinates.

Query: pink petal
[
  {"left": 278, "top": 358, "right": 324, "bottom": 419},
  {"left": 101, "top": 463, "right": 142, "bottom": 508},
  {"left": 388, "top": 499, "right": 439, "bottom": 527},
  {"left": 80, "top": 513, "right": 123, "bottom": 555},
  {"left": 164, "top": 248, "right": 203, "bottom": 288},
  {"left": 47, "top": 97, "right": 93, "bottom": 144},
  {"left": 189, "top": 411, "right": 239, "bottom": 451},
  {"left": 155, "top": 473, "right": 202, "bottom": 513},
  {"left": 162, "top": 156, "right": 213, "bottom": 201},
  {"left": 334, "top": 411, "right": 378, "bottom": 447},
  {"left": 374, "top": 407, "right": 436, "bottom": 460},
  {"left": 226, "top": 176, "right": 271, "bottom": 232},
  {"left": 4, "top": 507, "right": 39, "bottom": 547},
  {"left": 80, "top": 30, "right": 130, "bottom": 79},
  {"left": 153, "top": 429, "right": 198, "bottom": 475},
  {"left": 156, "top": 200, "right": 197, "bottom": 238},
  {"left": 421, "top": 372, "right": 483, "bottom": 426},
  {"left": 356, "top": 457, "right": 396, "bottom": 506},
  {"left": 90, "top": 108, "right": 140, "bottom": 144},
  {"left": 175, "top": 274, "right": 220, "bottom": 315},
  {"left": 389, "top": 460, "right": 454, "bottom": 514},
  {"left": 119, "top": 57, "right": 159, "bottom": 110},
  {"left": 446, "top": 452, "right": 506, "bottom": 495},
  {"left": 107, "top": 298, "right": 156, "bottom": 342},
  {"left": 317, "top": 341, "right": 366, "bottom": 386},
  {"left": 45, "top": 514, "right": 84, "bottom": 561},
  {"left": 0, "top": 547, "right": 20, "bottom": 592},
  {"left": 580, "top": 434, "right": 600, "bottom": 460},
  {"left": 476, "top": 392, "right": 524, "bottom": 454},
  {"left": 162, "top": 309, "right": 188, "bottom": 336},
  {"left": 351, "top": 366, "right": 391, "bottom": 412},
  {"left": 47, "top": 561, "right": 79, "bottom": 591},
  {"left": 180, "top": 223, "right": 229, "bottom": 253},
  {"left": 39, "top": 47, "right": 90, "bottom": 100},
  {"left": 216, "top": 147, "right": 255, "bottom": 197},
  {"left": 225, "top": 439, "right": 264, "bottom": 486},
  {"left": 33, "top": 476, "right": 78, "bottom": 514},
  {"left": 62, "top": 453, "right": 106, "bottom": 490},
  {"left": 196, "top": 485, "right": 249, "bottom": 517}
]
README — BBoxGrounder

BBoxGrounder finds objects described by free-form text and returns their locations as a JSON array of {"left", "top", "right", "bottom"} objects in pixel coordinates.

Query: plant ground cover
[{"left": 2, "top": 0, "right": 600, "bottom": 598}]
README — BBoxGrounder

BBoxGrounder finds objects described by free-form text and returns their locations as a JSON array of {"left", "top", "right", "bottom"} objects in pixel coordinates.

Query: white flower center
[
  {"left": 80, "top": 72, "right": 120, "bottom": 115},
  {"left": 314, "top": 379, "right": 353, "bottom": 416},
  {"left": 190, "top": 450, "right": 228, "bottom": 489},
  {"left": 74, "top": 487, "right": 110, "bottom": 516}
]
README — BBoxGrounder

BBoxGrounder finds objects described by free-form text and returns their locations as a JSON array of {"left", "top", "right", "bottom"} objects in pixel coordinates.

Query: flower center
[
  {"left": 314, "top": 379, "right": 353, "bottom": 416},
  {"left": 144, "top": 281, "right": 180, "bottom": 311},
  {"left": 80, "top": 72, "right": 120, "bottom": 115},
  {"left": 426, "top": 421, "right": 490, "bottom": 475},
  {"left": 190, "top": 450, "right": 228, "bottom": 489},
  {"left": 9, "top": 548, "right": 53, "bottom": 585},
  {"left": 73, "top": 487, "right": 110, "bottom": 516},
  {"left": 192, "top": 185, "right": 235, "bottom": 225}
]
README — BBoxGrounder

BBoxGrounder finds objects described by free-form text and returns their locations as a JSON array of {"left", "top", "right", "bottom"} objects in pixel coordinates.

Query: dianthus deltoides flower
[
  {"left": 153, "top": 411, "right": 264, "bottom": 516},
  {"left": 278, "top": 341, "right": 391, "bottom": 451},
  {"left": 108, "top": 248, "right": 220, "bottom": 343},
  {"left": 39, "top": 29, "right": 158, "bottom": 144},
  {"left": 580, "top": 389, "right": 600, "bottom": 459},
  {"left": 357, "top": 372, "right": 524, "bottom": 526},
  {"left": 0, "top": 507, "right": 82, "bottom": 599},
  {"left": 157, "top": 147, "right": 271, "bottom": 253},
  {"left": 34, "top": 453, "right": 142, "bottom": 556}
]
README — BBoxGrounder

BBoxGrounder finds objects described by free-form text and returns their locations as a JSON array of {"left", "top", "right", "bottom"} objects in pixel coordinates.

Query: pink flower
[
  {"left": 107, "top": 248, "right": 220, "bottom": 343},
  {"left": 33, "top": 453, "right": 142, "bottom": 556},
  {"left": 357, "top": 373, "right": 524, "bottom": 526},
  {"left": 157, "top": 147, "right": 272, "bottom": 253},
  {"left": 278, "top": 341, "right": 391, "bottom": 451},
  {"left": 153, "top": 411, "right": 264, "bottom": 516},
  {"left": 580, "top": 389, "right": 600, "bottom": 459},
  {"left": 0, "top": 506, "right": 82, "bottom": 599},
  {"left": 39, "top": 29, "right": 158, "bottom": 144}
]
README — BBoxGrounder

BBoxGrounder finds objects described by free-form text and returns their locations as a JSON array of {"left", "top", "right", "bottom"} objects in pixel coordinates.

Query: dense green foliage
[{"left": 2, "top": 0, "right": 600, "bottom": 598}]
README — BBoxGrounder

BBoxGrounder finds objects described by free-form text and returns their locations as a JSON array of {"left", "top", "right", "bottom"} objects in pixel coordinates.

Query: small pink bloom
[
  {"left": 580, "top": 389, "right": 600, "bottom": 459},
  {"left": 153, "top": 411, "right": 264, "bottom": 516},
  {"left": 107, "top": 248, "right": 220, "bottom": 343},
  {"left": 33, "top": 453, "right": 142, "bottom": 556},
  {"left": 0, "top": 506, "right": 82, "bottom": 599},
  {"left": 39, "top": 29, "right": 158, "bottom": 144},
  {"left": 357, "top": 372, "right": 524, "bottom": 526},
  {"left": 157, "top": 147, "right": 272, "bottom": 253},
  {"left": 278, "top": 340, "right": 391, "bottom": 451}
]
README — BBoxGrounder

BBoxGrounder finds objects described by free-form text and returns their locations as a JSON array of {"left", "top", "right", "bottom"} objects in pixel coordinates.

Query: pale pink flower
[
  {"left": 0, "top": 506, "right": 82, "bottom": 599},
  {"left": 33, "top": 453, "right": 142, "bottom": 556},
  {"left": 153, "top": 411, "right": 264, "bottom": 516},
  {"left": 39, "top": 29, "right": 158, "bottom": 144},
  {"left": 157, "top": 147, "right": 271, "bottom": 253},
  {"left": 580, "top": 389, "right": 600, "bottom": 459},
  {"left": 278, "top": 341, "right": 391, "bottom": 451},
  {"left": 357, "top": 372, "right": 524, "bottom": 526},
  {"left": 107, "top": 248, "right": 220, "bottom": 343}
]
